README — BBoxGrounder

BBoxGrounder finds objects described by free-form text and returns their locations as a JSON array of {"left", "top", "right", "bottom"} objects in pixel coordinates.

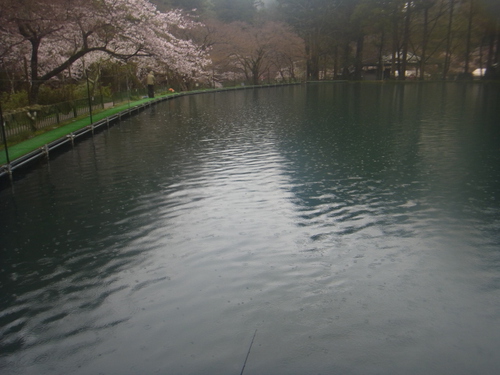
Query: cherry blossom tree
[
  {"left": 0, "top": 0, "right": 211, "bottom": 104},
  {"left": 208, "top": 20, "right": 305, "bottom": 85}
]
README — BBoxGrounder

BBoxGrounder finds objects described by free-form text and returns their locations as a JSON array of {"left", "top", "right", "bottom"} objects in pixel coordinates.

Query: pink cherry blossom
[{"left": 0, "top": 0, "right": 211, "bottom": 104}]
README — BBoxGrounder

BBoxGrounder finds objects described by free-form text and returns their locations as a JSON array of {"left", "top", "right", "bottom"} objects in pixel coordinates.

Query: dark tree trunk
[
  {"left": 463, "top": 0, "right": 474, "bottom": 76},
  {"left": 496, "top": 23, "right": 500, "bottom": 67},
  {"left": 442, "top": 0, "right": 455, "bottom": 80},
  {"left": 28, "top": 37, "right": 41, "bottom": 105},
  {"left": 400, "top": 2, "right": 412, "bottom": 81},
  {"left": 342, "top": 41, "right": 350, "bottom": 78},
  {"left": 333, "top": 44, "right": 339, "bottom": 79},
  {"left": 420, "top": 6, "right": 430, "bottom": 80},
  {"left": 378, "top": 30, "right": 385, "bottom": 80},
  {"left": 484, "top": 21, "right": 498, "bottom": 79},
  {"left": 354, "top": 34, "right": 364, "bottom": 80},
  {"left": 391, "top": 10, "right": 400, "bottom": 79},
  {"left": 305, "top": 30, "right": 320, "bottom": 81}
]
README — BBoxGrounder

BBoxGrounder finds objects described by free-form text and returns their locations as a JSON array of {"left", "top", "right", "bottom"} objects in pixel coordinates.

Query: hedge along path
[{"left": 0, "top": 96, "right": 164, "bottom": 166}]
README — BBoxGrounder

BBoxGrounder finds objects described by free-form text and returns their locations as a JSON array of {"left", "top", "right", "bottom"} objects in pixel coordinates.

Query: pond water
[{"left": 1, "top": 82, "right": 500, "bottom": 375}]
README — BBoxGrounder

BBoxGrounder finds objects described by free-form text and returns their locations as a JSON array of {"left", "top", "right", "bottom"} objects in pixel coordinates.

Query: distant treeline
[{"left": 1, "top": 0, "right": 499, "bottom": 109}]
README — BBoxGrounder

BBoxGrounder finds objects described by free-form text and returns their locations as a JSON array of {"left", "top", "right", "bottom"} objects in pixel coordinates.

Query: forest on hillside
[{"left": 1, "top": 0, "right": 499, "bottom": 108}]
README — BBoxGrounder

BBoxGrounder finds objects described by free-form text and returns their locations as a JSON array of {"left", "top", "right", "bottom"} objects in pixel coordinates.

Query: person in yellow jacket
[{"left": 147, "top": 71, "right": 155, "bottom": 98}]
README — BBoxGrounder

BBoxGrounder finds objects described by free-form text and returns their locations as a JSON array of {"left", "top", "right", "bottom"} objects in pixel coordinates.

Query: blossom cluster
[{"left": 0, "top": 0, "right": 211, "bottom": 89}]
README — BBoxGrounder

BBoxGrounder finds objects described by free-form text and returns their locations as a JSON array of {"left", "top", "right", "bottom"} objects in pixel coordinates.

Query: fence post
[
  {"left": 86, "top": 70, "right": 93, "bottom": 124},
  {"left": 1, "top": 103, "right": 11, "bottom": 166}
]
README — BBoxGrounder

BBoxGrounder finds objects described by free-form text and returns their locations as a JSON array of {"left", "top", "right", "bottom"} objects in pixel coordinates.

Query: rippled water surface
[{"left": 1, "top": 82, "right": 500, "bottom": 374}]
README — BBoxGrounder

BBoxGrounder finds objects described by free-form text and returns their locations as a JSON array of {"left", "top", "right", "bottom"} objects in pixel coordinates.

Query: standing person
[{"left": 147, "top": 71, "right": 155, "bottom": 98}]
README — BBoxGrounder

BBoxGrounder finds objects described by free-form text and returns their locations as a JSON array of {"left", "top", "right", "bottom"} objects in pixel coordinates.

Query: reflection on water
[{"left": 1, "top": 82, "right": 500, "bottom": 375}]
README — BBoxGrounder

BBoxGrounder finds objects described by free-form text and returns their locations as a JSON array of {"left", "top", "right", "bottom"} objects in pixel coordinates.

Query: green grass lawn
[{"left": 0, "top": 96, "right": 166, "bottom": 166}]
